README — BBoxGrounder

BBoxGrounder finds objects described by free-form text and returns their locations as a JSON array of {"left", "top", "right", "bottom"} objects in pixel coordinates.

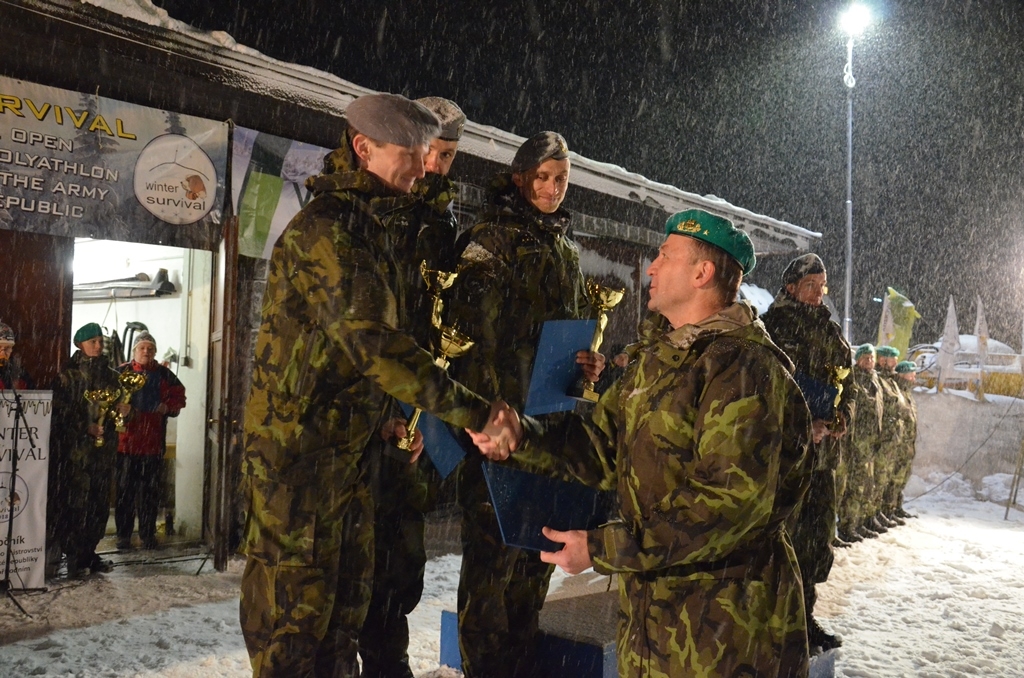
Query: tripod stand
[{"left": 1, "top": 389, "right": 36, "bottom": 617}]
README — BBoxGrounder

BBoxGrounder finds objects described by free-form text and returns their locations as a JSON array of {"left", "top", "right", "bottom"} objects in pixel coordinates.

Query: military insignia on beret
[
  {"left": 678, "top": 219, "right": 702, "bottom": 234},
  {"left": 556, "top": 138, "right": 568, "bottom": 155}
]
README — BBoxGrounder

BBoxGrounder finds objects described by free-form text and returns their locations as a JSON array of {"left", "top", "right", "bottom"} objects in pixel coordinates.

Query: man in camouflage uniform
[
  {"left": 239, "top": 93, "right": 511, "bottom": 678},
  {"left": 474, "top": 210, "right": 813, "bottom": 678},
  {"left": 837, "top": 344, "right": 884, "bottom": 542},
  {"left": 871, "top": 345, "right": 907, "bottom": 532},
  {"left": 358, "top": 97, "right": 467, "bottom": 678},
  {"left": 760, "top": 253, "right": 852, "bottom": 652},
  {"left": 447, "top": 131, "right": 604, "bottom": 678},
  {"left": 888, "top": 360, "right": 919, "bottom": 520}
]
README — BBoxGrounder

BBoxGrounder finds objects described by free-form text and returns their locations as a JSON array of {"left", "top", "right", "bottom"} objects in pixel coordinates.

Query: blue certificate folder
[
  {"left": 523, "top": 319, "right": 598, "bottom": 416},
  {"left": 483, "top": 461, "right": 614, "bottom": 552},
  {"left": 398, "top": 403, "right": 465, "bottom": 479},
  {"left": 793, "top": 371, "right": 839, "bottom": 421}
]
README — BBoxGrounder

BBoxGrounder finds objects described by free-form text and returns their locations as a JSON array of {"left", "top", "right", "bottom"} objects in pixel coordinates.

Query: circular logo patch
[
  {"left": 134, "top": 134, "right": 217, "bottom": 225},
  {"left": 0, "top": 471, "right": 30, "bottom": 523}
]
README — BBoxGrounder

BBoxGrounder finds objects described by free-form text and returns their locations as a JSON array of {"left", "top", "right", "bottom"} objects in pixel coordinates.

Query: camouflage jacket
[
  {"left": 51, "top": 350, "right": 121, "bottom": 464},
  {"left": 897, "top": 379, "right": 918, "bottom": 441},
  {"left": 516, "top": 302, "right": 812, "bottom": 577},
  {"left": 849, "top": 366, "right": 884, "bottom": 445},
  {"left": 447, "top": 173, "right": 590, "bottom": 408},
  {"left": 760, "top": 290, "right": 853, "bottom": 427},
  {"left": 876, "top": 368, "right": 907, "bottom": 445},
  {"left": 242, "top": 141, "right": 490, "bottom": 487}
]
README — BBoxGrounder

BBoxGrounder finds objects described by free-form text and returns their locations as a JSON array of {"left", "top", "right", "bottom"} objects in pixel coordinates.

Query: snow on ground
[{"left": 1, "top": 475, "right": 1022, "bottom": 677}]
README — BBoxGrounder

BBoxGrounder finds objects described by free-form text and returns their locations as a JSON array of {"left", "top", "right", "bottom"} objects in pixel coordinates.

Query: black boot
[
  {"left": 832, "top": 537, "right": 853, "bottom": 548},
  {"left": 884, "top": 512, "right": 906, "bottom": 526},
  {"left": 857, "top": 524, "right": 880, "bottom": 539},
  {"left": 808, "top": 616, "right": 843, "bottom": 652},
  {"left": 837, "top": 528, "right": 864, "bottom": 543},
  {"left": 867, "top": 515, "right": 889, "bottom": 533},
  {"left": 895, "top": 506, "right": 917, "bottom": 519}
]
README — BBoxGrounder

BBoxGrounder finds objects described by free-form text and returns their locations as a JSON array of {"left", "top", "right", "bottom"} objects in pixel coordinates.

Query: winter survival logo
[
  {"left": 133, "top": 133, "right": 216, "bottom": 225},
  {"left": 0, "top": 471, "right": 29, "bottom": 523}
]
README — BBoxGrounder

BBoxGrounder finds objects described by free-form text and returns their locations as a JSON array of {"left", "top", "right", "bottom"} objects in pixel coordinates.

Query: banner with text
[
  {"left": 231, "top": 126, "right": 329, "bottom": 258},
  {"left": 0, "top": 76, "right": 228, "bottom": 250},
  {"left": 0, "top": 390, "right": 51, "bottom": 591}
]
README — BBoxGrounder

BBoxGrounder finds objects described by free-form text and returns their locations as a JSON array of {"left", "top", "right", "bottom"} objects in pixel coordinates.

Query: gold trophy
[
  {"left": 114, "top": 371, "right": 147, "bottom": 432},
  {"left": 569, "top": 280, "right": 625, "bottom": 403},
  {"left": 397, "top": 262, "right": 473, "bottom": 451},
  {"left": 84, "top": 387, "right": 120, "bottom": 447}
]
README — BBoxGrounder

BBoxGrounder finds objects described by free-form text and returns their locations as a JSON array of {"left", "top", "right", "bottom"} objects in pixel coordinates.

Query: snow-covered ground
[{"left": 1, "top": 469, "right": 1022, "bottom": 677}]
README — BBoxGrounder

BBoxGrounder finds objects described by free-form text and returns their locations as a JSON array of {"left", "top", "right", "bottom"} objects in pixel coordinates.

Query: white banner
[{"left": 0, "top": 390, "right": 51, "bottom": 590}]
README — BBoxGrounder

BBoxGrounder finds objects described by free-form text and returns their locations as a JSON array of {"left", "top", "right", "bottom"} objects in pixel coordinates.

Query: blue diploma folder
[
  {"left": 483, "top": 461, "right": 614, "bottom": 552},
  {"left": 398, "top": 403, "right": 465, "bottom": 479},
  {"left": 523, "top": 319, "right": 597, "bottom": 416},
  {"left": 792, "top": 371, "right": 839, "bottom": 421}
]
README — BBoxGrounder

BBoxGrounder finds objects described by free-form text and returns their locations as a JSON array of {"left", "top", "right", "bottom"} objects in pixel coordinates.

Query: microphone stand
[{"left": 1, "top": 387, "right": 37, "bottom": 617}]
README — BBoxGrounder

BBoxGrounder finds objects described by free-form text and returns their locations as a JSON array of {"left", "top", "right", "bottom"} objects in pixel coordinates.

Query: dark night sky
[{"left": 157, "top": 0, "right": 1024, "bottom": 347}]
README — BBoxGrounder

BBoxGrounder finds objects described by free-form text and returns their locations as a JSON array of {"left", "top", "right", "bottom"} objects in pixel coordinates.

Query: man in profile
[
  {"left": 239, "top": 93, "right": 512, "bottom": 678},
  {"left": 473, "top": 210, "right": 813, "bottom": 677}
]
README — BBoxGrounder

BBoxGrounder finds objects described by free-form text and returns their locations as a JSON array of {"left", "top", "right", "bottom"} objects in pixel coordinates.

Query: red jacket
[{"left": 117, "top": 360, "right": 186, "bottom": 456}]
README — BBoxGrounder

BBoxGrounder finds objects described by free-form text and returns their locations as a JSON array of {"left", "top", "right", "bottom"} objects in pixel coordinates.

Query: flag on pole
[
  {"left": 937, "top": 295, "right": 960, "bottom": 391},
  {"left": 877, "top": 287, "right": 920, "bottom": 358}
]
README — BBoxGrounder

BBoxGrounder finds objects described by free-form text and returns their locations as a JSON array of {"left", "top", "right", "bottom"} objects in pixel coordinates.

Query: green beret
[
  {"left": 854, "top": 344, "right": 875, "bottom": 359},
  {"left": 664, "top": 209, "right": 756, "bottom": 275},
  {"left": 895, "top": 360, "right": 917, "bottom": 373},
  {"left": 74, "top": 322, "right": 102, "bottom": 345},
  {"left": 876, "top": 345, "right": 900, "bottom": 358}
]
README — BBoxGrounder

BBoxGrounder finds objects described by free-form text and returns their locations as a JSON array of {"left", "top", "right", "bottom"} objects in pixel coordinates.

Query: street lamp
[{"left": 840, "top": 3, "right": 871, "bottom": 342}]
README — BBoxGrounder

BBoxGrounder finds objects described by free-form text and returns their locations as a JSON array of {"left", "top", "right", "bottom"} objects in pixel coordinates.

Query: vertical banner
[
  {"left": 0, "top": 76, "right": 228, "bottom": 250},
  {"left": 0, "top": 390, "right": 51, "bottom": 591},
  {"left": 231, "top": 127, "right": 329, "bottom": 258}
]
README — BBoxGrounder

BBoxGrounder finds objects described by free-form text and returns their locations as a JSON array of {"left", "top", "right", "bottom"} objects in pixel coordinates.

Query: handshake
[{"left": 466, "top": 401, "right": 523, "bottom": 461}]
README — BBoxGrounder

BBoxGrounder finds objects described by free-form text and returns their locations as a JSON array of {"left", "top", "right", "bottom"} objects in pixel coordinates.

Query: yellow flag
[{"left": 880, "top": 287, "right": 921, "bottom": 358}]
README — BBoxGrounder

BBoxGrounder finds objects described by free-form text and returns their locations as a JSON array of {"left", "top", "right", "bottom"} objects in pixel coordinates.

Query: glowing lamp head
[{"left": 840, "top": 4, "right": 872, "bottom": 38}]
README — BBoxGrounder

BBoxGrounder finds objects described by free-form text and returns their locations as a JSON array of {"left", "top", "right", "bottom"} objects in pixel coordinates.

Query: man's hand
[
  {"left": 830, "top": 413, "right": 848, "bottom": 439},
  {"left": 380, "top": 417, "right": 425, "bottom": 463},
  {"left": 576, "top": 350, "right": 607, "bottom": 383},
  {"left": 811, "top": 419, "right": 830, "bottom": 444},
  {"left": 465, "top": 401, "right": 521, "bottom": 461},
  {"left": 539, "top": 527, "right": 592, "bottom": 575},
  {"left": 87, "top": 423, "right": 103, "bottom": 438}
]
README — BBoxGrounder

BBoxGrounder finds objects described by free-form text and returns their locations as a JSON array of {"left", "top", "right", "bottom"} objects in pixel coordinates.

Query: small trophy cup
[
  {"left": 397, "top": 262, "right": 472, "bottom": 451},
  {"left": 569, "top": 280, "right": 625, "bottom": 403},
  {"left": 84, "top": 387, "right": 120, "bottom": 447},
  {"left": 114, "top": 371, "right": 147, "bottom": 432}
]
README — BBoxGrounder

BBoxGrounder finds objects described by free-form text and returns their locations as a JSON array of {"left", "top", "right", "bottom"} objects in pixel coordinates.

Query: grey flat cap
[
  {"left": 345, "top": 93, "right": 441, "bottom": 148},
  {"left": 511, "top": 131, "right": 569, "bottom": 173},
  {"left": 416, "top": 97, "right": 466, "bottom": 141}
]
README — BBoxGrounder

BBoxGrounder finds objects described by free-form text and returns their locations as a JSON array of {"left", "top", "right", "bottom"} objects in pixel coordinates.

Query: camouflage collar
[
  {"left": 664, "top": 301, "right": 757, "bottom": 351},
  {"left": 771, "top": 288, "right": 833, "bottom": 320},
  {"left": 483, "top": 172, "right": 572, "bottom": 235},
  {"left": 412, "top": 172, "right": 458, "bottom": 215}
]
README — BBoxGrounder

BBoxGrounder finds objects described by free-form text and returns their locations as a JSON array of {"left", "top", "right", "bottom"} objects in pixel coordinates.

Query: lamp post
[{"left": 840, "top": 3, "right": 871, "bottom": 342}]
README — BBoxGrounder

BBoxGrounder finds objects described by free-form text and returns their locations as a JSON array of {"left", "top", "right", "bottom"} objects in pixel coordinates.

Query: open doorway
[{"left": 70, "top": 239, "right": 212, "bottom": 546}]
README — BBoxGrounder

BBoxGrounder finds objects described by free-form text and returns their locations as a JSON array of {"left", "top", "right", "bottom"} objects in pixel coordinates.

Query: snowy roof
[{"left": 79, "top": 0, "right": 820, "bottom": 252}]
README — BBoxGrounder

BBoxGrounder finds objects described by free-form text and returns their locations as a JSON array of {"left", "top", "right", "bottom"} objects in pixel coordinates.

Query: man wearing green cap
[
  {"left": 838, "top": 344, "right": 884, "bottom": 541},
  {"left": 358, "top": 96, "right": 468, "bottom": 678},
  {"left": 471, "top": 209, "right": 813, "bottom": 677},
  {"left": 50, "top": 323, "right": 120, "bottom": 577},
  {"left": 870, "top": 345, "right": 907, "bottom": 531},
  {"left": 446, "top": 131, "right": 605, "bottom": 678},
  {"left": 891, "top": 361, "right": 919, "bottom": 519},
  {"left": 760, "top": 253, "right": 852, "bottom": 652}
]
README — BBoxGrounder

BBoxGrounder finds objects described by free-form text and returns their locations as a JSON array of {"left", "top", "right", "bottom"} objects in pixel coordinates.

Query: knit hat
[
  {"left": 854, "top": 344, "right": 875, "bottom": 360},
  {"left": 664, "top": 209, "right": 756, "bottom": 275},
  {"left": 782, "top": 253, "right": 826, "bottom": 286},
  {"left": 415, "top": 97, "right": 466, "bottom": 141},
  {"left": 876, "top": 345, "right": 900, "bottom": 358},
  {"left": 344, "top": 93, "right": 440, "bottom": 148},
  {"left": 511, "top": 132, "right": 569, "bottom": 174},
  {"left": 0, "top": 321, "right": 13, "bottom": 346},
  {"left": 895, "top": 360, "right": 917, "bottom": 373},
  {"left": 132, "top": 331, "right": 157, "bottom": 350},
  {"left": 73, "top": 322, "right": 103, "bottom": 346}
]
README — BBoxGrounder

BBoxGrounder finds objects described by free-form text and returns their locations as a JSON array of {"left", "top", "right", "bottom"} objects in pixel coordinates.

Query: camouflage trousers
[
  {"left": 871, "top": 442, "right": 898, "bottom": 515},
  {"left": 616, "top": 536, "right": 809, "bottom": 678},
  {"left": 839, "top": 438, "right": 875, "bottom": 531},
  {"left": 359, "top": 451, "right": 440, "bottom": 678},
  {"left": 788, "top": 466, "right": 836, "bottom": 616},
  {"left": 62, "top": 444, "right": 116, "bottom": 571},
  {"left": 883, "top": 441, "right": 917, "bottom": 511},
  {"left": 457, "top": 458, "right": 553, "bottom": 678},
  {"left": 239, "top": 468, "right": 373, "bottom": 678}
]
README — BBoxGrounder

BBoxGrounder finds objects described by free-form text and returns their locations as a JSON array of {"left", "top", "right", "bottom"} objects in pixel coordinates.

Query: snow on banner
[
  {"left": 0, "top": 390, "right": 51, "bottom": 591},
  {"left": 0, "top": 76, "right": 228, "bottom": 250}
]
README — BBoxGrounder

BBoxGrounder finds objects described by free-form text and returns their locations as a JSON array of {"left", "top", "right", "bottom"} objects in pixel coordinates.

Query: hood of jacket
[{"left": 479, "top": 172, "right": 572, "bottom": 237}]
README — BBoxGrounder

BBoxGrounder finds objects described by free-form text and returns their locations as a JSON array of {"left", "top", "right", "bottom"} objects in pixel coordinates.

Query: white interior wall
[{"left": 71, "top": 239, "right": 211, "bottom": 540}]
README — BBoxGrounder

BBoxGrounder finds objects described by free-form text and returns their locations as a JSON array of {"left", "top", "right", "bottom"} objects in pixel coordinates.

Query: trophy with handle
[
  {"left": 113, "top": 371, "right": 147, "bottom": 432},
  {"left": 569, "top": 280, "right": 625, "bottom": 403},
  {"left": 84, "top": 387, "right": 121, "bottom": 447},
  {"left": 397, "top": 262, "right": 473, "bottom": 451}
]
